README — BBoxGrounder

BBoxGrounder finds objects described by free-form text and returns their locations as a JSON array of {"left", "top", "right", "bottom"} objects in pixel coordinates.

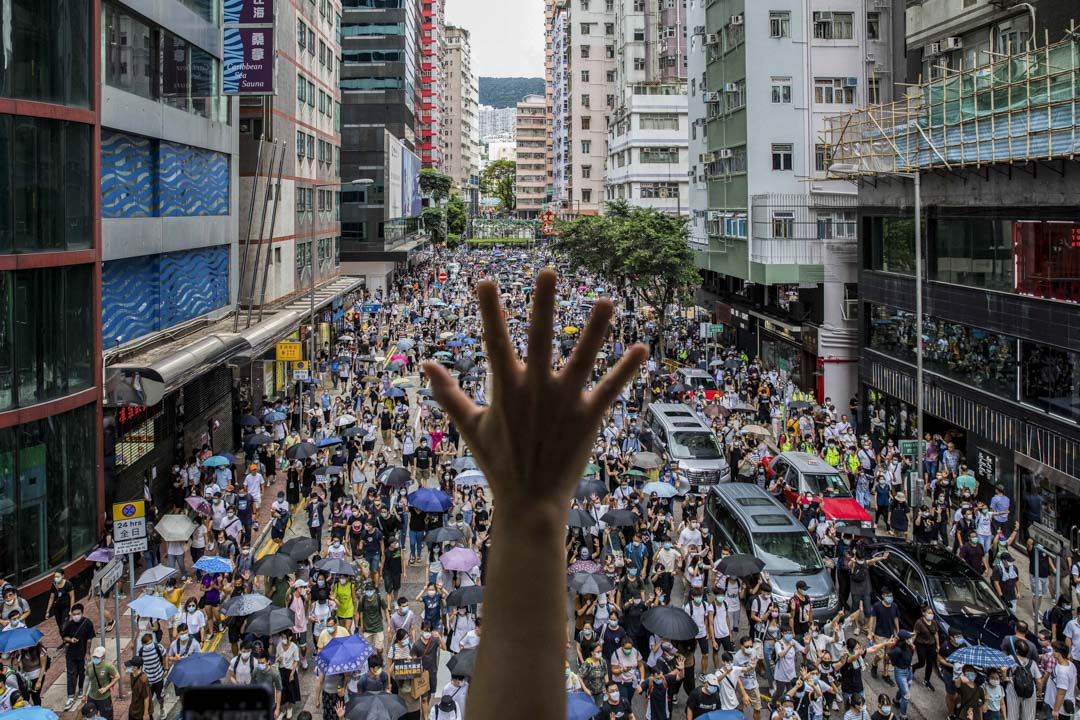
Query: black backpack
[
  {"left": 1009, "top": 639, "right": 1035, "bottom": 699},
  {"left": 851, "top": 561, "right": 867, "bottom": 585}
]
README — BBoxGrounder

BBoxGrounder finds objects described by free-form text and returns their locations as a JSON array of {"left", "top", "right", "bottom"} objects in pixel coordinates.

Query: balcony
[{"left": 746, "top": 193, "right": 858, "bottom": 277}]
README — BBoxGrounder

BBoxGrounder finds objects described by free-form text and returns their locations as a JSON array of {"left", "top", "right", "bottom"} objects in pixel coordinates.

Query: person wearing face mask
[
  {"left": 958, "top": 531, "right": 990, "bottom": 576},
  {"left": 45, "top": 571, "right": 75, "bottom": 635},
  {"left": 167, "top": 622, "right": 201, "bottom": 662},
  {"left": 640, "top": 666, "right": 672, "bottom": 720},
  {"left": 227, "top": 642, "right": 257, "bottom": 685},
  {"left": 125, "top": 656, "right": 151, "bottom": 720},
  {"left": 955, "top": 664, "right": 987, "bottom": 720},
  {"left": 911, "top": 605, "right": 939, "bottom": 690},
  {"left": 249, "top": 650, "right": 282, "bottom": 719},
  {"left": 869, "top": 692, "right": 896, "bottom": 720},
  {"left": 992, "top": 553, "right": 1020, "bottom": 614},
  {"left": 867, "top": 588, "right": 900, "bottom": 684},
  {"left": 773, "top": 627, "right": 806, "bottom": 699},
  {"left": 390, "top": 596, "right": 417, "bottom": 644},
  {"left": 175, "top": 597, "right": 207, "bottom": 643},
  {"left": 601, "top": 681, "right": 635, "bottom": 719},
  {"left": 683, "top": 589, "right": 717, "bottom": 673},
  {"left": 770, "top": 696, "right": 798, "bottom": 720},
  {"left": 412, "top": 621, "right": 446, "bottom": 699},
  {"left": 61, "top": 602, "right": 96, "bottom": 710},
  {"left": 887, "top": 630, "right": 915, "bottom": 719},
  {"left": 843, "top": 694, "right": 872, "bottom": 720},
  {"left": 678, "top": 518, "right": 704, "bottom": 550},
  {"left": 651, "top": 538, "right": 680, "bottom": 602},
  {"left": 611, "top": 637, "right": 644, "bottom": 705},
  {"left": 85, "top": 647, "right": 119, "bottom": 719},
  {"left": 873, "top": 474, "right": 892, "bottom": 531},
  {"left": 134, "top": 631, "right": 167, "bottom": 715}
]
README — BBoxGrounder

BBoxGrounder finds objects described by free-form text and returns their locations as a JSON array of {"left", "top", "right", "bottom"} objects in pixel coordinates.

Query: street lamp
[{"left": 830, "top": 162, "right": 924, "bottom": 496}]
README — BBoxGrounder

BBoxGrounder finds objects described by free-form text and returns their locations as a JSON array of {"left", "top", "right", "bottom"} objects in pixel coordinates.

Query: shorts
[
  {"left": 696, "top": 636, "right": 709, "bottom": 654},
  {"left": 384, "top": 574, "right": 401, "bottom": 594},
  {"left": 364, "top": 630, "right": 385, "bottom": 650},
  {"left": 294, "top": 631, "right": 307, "bottom": 645},
  {"left": 363, "top": 440, "right": 375, "bottom": 453},
  {"left": 743, "top": 687, "right": 762, "bottom": 710},
  {"left": 416, "top": 467, "right": 431, "bottom": 482}
]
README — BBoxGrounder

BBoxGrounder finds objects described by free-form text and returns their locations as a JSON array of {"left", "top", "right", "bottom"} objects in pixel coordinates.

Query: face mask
[
  {"left": 609, "top": 620, "right": 619, "bottom": 628},
  {"left": 653, "top": 677, "right": 663, "bottom": 685},
  {"left": 881, "top": 707, "right": 892, "bottom": 715},
  {"left": 882, "top": 596, "right": 893, "bottom": 605},
  {"left": 609, "top": 691, "right": 621, "bottom": 702},
  {"left": 663, "top": 543, "right": 672, "bottom": 550},
  {"left": 54, "top": 576, "right": 63, "bottom": 585},
  {"left": 771, "top": 611, "right": 779, "bottom": 618},
  {"left": 256, "top": 662, "right": 267, "bottom": 671},
  {"left": 71, "top": 614, "right": 82, "bottom": 622},
  {"left": 989, "top": 679, "right": 1000, "bottom": 687},
  {"left": 241, "top": 652, "right": 251, "bottom": 660},
  {"left": 317, "top": 580, "right": 326, "bottom": 587},
  {"left": 398, "top": 607, "right": 407, "bottom": 615},
  {"left": 783, "top": 708, "right": 794, "bottom": 718},
  {"left": 742, "top": 645, "right": 753, "bottom": 653},
  {"left": 964, "top": 672, "right": 976, "bottom": 682},
  {"left": 693, "top": 597, "right": 703, "bottom": 604},
  {"left": 179, "top": 633, "right": 189, "bottom": 642},
  {"left": 421, "top": 631, "right": 432, "bottom": 641},
  {"left": 924, "top": 612, "right": 933, "bottom": 621},
  {"left": 187, "top": 605, "right": 196, "bottom": 612},
  {"left": 427, "top": 590, "right": 436, "bottom": 597},
  {"left": 783, "top": 633, "right": 793, "bottom": 642},
  {"left": 623, "top": 648, "right": 633, "bottom": 655},
  {"left": 365, "top": 590, "right": 375, "bottom": 597},
  {"left": 92, "top": 657, "right": 103, "bottom": 665}
]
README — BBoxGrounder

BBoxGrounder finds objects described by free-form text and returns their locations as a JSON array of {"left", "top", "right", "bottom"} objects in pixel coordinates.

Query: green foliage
[
  {"left": 446, "top": 233, "right": 462, "bottom": 249},
  {"left": 478, "top": 77, "right": 544, "bottom": 108},
  {"left": 422, "top": 206, "right": 446, "bottom": 244},
  {"left": 419, "top": 169, "right": 453, "bottom": 203},
  {"left": 480, "top": 160, "right": 517, "bottom": 212},
  {"left": 446, "top": 194, "right": 468, "bottom": 235}
]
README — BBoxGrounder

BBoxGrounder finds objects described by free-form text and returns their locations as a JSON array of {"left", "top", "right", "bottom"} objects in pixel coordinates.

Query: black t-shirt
[
  {"left": 414, "top": 446, "right": 433, "bottom": 469},
  {"left": 361, "top": 529, "right": 383, "bottom": 556},
  {"left": 380, "top": 413, "right": 392, "bottom": 431},
  {"left": 686, "top": 687, "right": 722, "bottom": 716},
  {"left": 870, "top": 602, "right": 899, "bottom": 635},
  {"left": 51, "top": 581, "right": 74, "bottom": 612},
  {"left": 600, "top": 699, "right": 633, "bottom": 719}
]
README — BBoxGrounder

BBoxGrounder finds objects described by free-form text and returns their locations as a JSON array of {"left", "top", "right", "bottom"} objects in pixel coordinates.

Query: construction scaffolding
[{"left": 824, "top": 33, "right": 1080, "bottom": 175}]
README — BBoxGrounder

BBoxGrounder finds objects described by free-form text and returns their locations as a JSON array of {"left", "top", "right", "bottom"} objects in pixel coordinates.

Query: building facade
[
  {"left": 687, "top": 0, "right": 708, "bottom": 247},
  {"left": 444, "top": 26, "right": 481, "bottom": 212},
  {"left": 418, "top": 0, "right": 446, "bottom": 171},
  {"left": 0, "top": 0, "right": 101, "bottom": 596},
  {"left": 515, "top": 93, "right": 549, "bottom": 216},
  {"left": 478, "top": 105, "right": 516, "bottom": 142}
]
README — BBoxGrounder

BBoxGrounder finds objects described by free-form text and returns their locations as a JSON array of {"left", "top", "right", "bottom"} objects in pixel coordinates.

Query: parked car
[
  {"left": 864, "top": 539, "right": 1016, "bottom": 647},
  {"left": 767, "top": 452, "right": 873, "bottom": 530},
  {"left": 673, "top": 367, "right": 721, "bottom": 402}
]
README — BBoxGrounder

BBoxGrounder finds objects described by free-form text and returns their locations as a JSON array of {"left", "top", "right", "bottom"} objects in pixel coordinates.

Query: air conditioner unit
[
  {"left": 945, "top": 36, "right": 963, "bottom": 49},
  {"left": 844, "top": 77, "right": 858, "bottom": 87},
  {"left": 724, "top": 82, "right": 739, "bottom": 92},
  {"left": 718, "top": 148, "right": 734, "bottom": 159},
  {"left": 865, "top": 52, "right": 876, "bottom": 62},
  {"left": 706, "top": 33, "right": 720, "bottom": 45},
  {"left": 703, "top": 91, "right": 720, "bottom": 103},
  {"left": 817, "top": 11, "right": 833, "bottom": 21},
  {"left": 694, "top": 25, "right": 706, "bottom": 35},
  {"left": 708, "top": 211, "right": 723, "bottom": 221},
  {"left": 730, "top": 14, "right": 743, "bottom": 25},
  {"left": 927, "top": 41, "right": 942, "bottom": 55}
]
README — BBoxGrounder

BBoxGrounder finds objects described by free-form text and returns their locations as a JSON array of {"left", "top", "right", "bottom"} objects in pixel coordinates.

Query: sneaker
[
  {"left": 870, "top": 665, "right": 878, "bottom": 679},
  {"left": 64, "top": 697, "right": 76, "bottom": 711},
  {"left": 924, "top": 681, "right": 935, "bottom": 691},
  {"left": 882, "top": 676, "right": 894, "bottom": 686}
]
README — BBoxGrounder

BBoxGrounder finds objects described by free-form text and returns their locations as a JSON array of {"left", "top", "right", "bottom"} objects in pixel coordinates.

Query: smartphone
[{"left": 181, "top": 686, "right": 273, "bottom": 720}]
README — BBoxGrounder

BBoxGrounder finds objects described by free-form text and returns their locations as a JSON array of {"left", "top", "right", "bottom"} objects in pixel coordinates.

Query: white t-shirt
[
  {"left": 716, "top": 666, "right": 745, "bottom": 710},
  {"left": 1044, "top": 659, "right": 1076, "bottom": 708},
  {"left": 733, "top": 647, "right": 760, "bottom": 689},
  {"left": 1065, "top": 619, "right": 1080, "bottom": 661},
  {"left": 610, "top": 648, "right": 642, "bottom": 683},
  {"left": 773, "top": 640, "right": 804, "bottom": 682},
  {"left": 684, "top": 601, "right": 712, "bottom": 639}
]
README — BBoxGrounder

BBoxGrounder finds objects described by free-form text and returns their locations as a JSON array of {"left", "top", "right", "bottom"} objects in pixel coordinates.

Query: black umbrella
[
  {"left": 716, "top": 553, "right": 765, "bottom": 578},
  {"left": 447, "top": 648, "right": 477, "bottom": 677},
  {"left": 341, "top": 426, "right": 362, "bottom": 438},
  {"left": 632, "top": 452, "right": 663, "bottom": 470},
  {"left": 724, "top": 358, "right": 741, "bottom": 370},
  {"left": 446, "top": 585, "right": 484, "bottom": 608},
  {"left": 314, "top": 465, "right": 344, "bottom": 477},
  {"left": 567, "top": 508, "right": 597, "bottom": 529},
  {"left": 280, "top": 537, "right": 320, "bottom": 562},
  {"left": 641, "top": 606, "right": 699, "bottom": 642},
  {"left": 286, "top": 442, "right": 317, "bottom": 460},
  {"left": 425, "top": 527, "right": 464, "bottom": 545},
  {"left": 574, "top": 480, "right": 608, "bottom": 500},
  {"left": 454, "top": 358, "right": 475, "bottom": 373},
  {"left": 378, "top": 466, "right": 413, "bottom": 488},
  {"left": 569, "top": 572, "right": 614, "bottom": 596},
  {"left": 254, "top": 552, "right": 298, "bottom": 578},
  {"left": 600, "top": 509, "right": 637, "bottom": 528},
  {"left": 238, "top": 414, "right": 261, "bottom": 427},
  {"left": 315, "top": 558, "right": 357, "bottom": 576},
  {"left": 668, "top": 383, "right": 690, "bottom": 394},
  {"left": 245, "top": 433, "right": 272, "bottom": 446},
  {"left": 245, "top": 607, "right": 296, "bottom": 636},
  {"left": 789, "top": 400, "right": 813, "bottom": 410},
  {"left": 345, "top": 693, "right": 408, "bottom": 720},
  {"left": 730, "top": 402, "right": 757, "bottom": 414}
]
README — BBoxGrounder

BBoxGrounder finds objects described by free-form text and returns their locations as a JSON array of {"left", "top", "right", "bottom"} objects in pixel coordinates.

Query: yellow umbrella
[
  {"left": 439, "top": 331, "right": 454, "bottom": 339},
  {"left": 564, "top": 326, "right": 579, "bottom": 335},
  {"left": 392, "top": 377, "right": 414, "bottom": 387}
]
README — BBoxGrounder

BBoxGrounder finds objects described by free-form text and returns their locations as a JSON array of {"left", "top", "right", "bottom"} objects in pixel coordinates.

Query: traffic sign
[
  {"left": 276, "top": 342, "right": 302, "bottom": 362},
  {"left": 112, "top": 501, "right": 147, "bottom": 555},
  {"left": 709, "top": 324, "right": 725, "bottom": 334},
  {"left": 438, "top": 271, "right": 448, "bottom": 283},
  {"left": 898, "top": 439, "right": 926, "bottom": 457},
  {"left": 93, "top": 558, "right": 124, "bottom": 594},
  {"left": 360, "top": 303, "right": 381, "bottom": 313},
  {"left": 293, "top": 360, "right": 310, "bottom": 381}
]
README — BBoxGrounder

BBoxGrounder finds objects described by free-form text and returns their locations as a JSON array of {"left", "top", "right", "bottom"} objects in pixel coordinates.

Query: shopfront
[{"left": 757, "top": 315, "right": 814, "bottom": 393}]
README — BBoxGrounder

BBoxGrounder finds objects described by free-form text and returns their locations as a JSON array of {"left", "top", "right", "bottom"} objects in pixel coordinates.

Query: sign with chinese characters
[
  {"left": 276, "top": 342, "right": 302, "bottom": 362},
  {"left": 293, "top": 360, "right": 310, "bottom": 381},
  {"left": 223, "top": 27, "right": 275, "bottom": 95},
  {"left": 976, "top": 448, "right": 998, "bottom": 485},
  {"left": 112, "top": 501, "right": 148, "bottom": 555},
  {"left": 224, "top": 0, "right": 274, "bottom": 24}
]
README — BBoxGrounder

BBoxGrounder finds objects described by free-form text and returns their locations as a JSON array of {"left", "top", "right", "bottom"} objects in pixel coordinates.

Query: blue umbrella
[
  {"left": 193, "top": 555, "right": 234, "bottom": 574},
  {"left": 643, "top": 481, "right": 679, "bottom": 498},
  {"left": 262, "top": 411, "right": 287, "bottom": 423},
  {"left": 446, "top": 340, "right": 463, "bottom": 347},
  {"left": 128, "top": 595, "right": 179, "bottom": 621},
  {"left": 238, "top": 414, "right": 261, "bottom": 427},
  {"left": 947, "top": 645, "right": 1017, "bottom": 669},
  {"left": 384, "top": 387, "right": 406, "bottom": 398},
  {"left": 168, "top": 652, "right": 230, "bottom": 688},
  {"left": 220, "top": 452, "right": 238, "bottom": 464},
  {"left": 407, "top": 488, "right": 453, "bottom": 513},
  {"left": 0, "top": 628, "right": 42, "bottom": 653},
  {"left": 317, "top": 437, "right": 343, "bottom": 448},
  {"left": 697, "top": 712, "right": 744, "bottom": 720},
  {"left": 202, "top": 455, "right": 231, "bottom": 468},
  {"left": 462, "top": 338, "right": 478, "bottom": 345},
  {"left": 567, "top": 692, "right": 600, "bottom": 720},
  {"left": 315, "top": 635, "right": 376, "bottom": 676},
  {"left": 0, "top": 708, "right": 59, "bottom": 720}
]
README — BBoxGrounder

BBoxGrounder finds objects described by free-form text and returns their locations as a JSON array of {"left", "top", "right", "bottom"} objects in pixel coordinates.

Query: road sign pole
[
  {"left": 114, "top": 589, "right": 123, "bottom": 698},
  {"left": 128, "top": 554, "right": 137, "bottom": 645},
  {"left": 99, "top": 593, "right": 107, "bottom": 649}
]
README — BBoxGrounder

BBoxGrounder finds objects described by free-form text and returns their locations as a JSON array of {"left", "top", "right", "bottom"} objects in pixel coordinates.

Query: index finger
[{"left": 477, "top": 280, "right": 518, "bottom": 398}]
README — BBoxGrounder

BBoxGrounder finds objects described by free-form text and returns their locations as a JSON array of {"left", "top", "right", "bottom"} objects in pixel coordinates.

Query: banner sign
[
  {"left": 223, "top": 27, "right": 275, "bottom": 95},
  {"left": 224, "top": 0, "right": 274, "bottom": 24}
]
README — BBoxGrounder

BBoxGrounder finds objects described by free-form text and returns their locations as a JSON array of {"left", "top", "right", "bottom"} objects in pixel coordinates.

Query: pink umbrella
[
  {"left": 87, "top": 547, "right": 114, "bottom": 563},
  {"left": 440, "top": 547, "right": 480, "bottom": 572},
  {"left": 186, "top": 496, "right": 212, "bottom": 516},
  {"left": 567, "top": 559, "right": 602, "bottom": 576},
  {"left": 390, "top": 354, "right": 408, "bottom": 363}
]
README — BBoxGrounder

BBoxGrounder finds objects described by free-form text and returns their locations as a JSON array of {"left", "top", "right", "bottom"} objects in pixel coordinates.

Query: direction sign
[
  {"left": 276, "top": 342, "right": 303, "bottom": 362},
  {"left": 112, "top": 501, "right": 148, "bottom": 555},
  {"left": 361, "top": 303, "right": 381, "bottom": 313},
  {"left": 898, "top": 439, "right": 926, "bottom": 457},
  {"left": 709, "top": 324, "right": 725, "bottom": 334},
  {"left": 93, "top": 558, "right": 124, "bottom": 594},
  {"left": 1030, "top": 522, "right": 1069, "bottom": 558},
  {"left": 293, "top": 360, "right": 310, "bottom": 381}
]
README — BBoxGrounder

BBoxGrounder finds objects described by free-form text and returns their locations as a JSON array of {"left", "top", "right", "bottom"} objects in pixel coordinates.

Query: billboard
[
  {"left": 222, "top": 27, "right": 274, "bottom": 95},
  {"left": 402, "top": 149, "right": 422, "bottom": 218},
  {"left": 383, "top": 131, "right": 421, "bottom": 221},
  {"left": 224, "top": 0, "right": 274, "bottom": 24}
]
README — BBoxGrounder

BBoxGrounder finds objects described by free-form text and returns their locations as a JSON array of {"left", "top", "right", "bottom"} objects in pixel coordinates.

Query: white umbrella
[
  {"left": 135, "top": 565, "right": 177, "bottom": 589},
  {"left": 335, "top": 414, "right": 357, "bottom": 427},
  {"left": 156, "top": 514, "right": 197, "bottom": 542}
]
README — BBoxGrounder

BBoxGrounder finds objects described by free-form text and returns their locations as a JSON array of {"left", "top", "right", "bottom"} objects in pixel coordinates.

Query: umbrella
[
  {"left": 345, "top": 694, "right": 408, "bottom": 720},
  {"left": 947, "top": 646, "right": 1017, "bottom": 669},
  {"left": 623, "top": 468, "right": 650, "bottom": 478},
  {"left": 156, "top": 514, "right": 197, "bottom": 541},
  {"left": 564, "top": 326, "right": 579, "bottom": 334},
  {"left": 361, "top": 374, "right": 380, "bottom": 384},
  {"left": 0, "top": 708, "right": 59, "bottom": 720},
  {"left": 446, "top": 585, "right": 484, "bottom": 607},
  {"left": 391, "top": 377, "right": 415, "bottom": 387},
  {"left": 432, "top": 351, "right": 452, "bottom": 359},
  {"left": 408, "top": 488, "right": 453, "bottom": 512},
  {"left": 335, "top": 414, "right": 357, "bottom": 427},
  {"left": 454, "top": 469, "right": 487, "bottom": 487},
  {"left": 384, "top": 387, "right": 406, "bottom": 398},
  {"left": 730, "top": 402, "right": 757, "bottom": 413},
  {"left": 378, "top": 466, "right": 413, "bottom": 488},
  {"left": 601, "top": 509, "right": 637, "bottom": 527},
  {"left": 246, "top": 606, "right": 297, "bottom": 636},
  {"left": 254, "top": 552, "right": 298, "bottom": 578},
  {"left": 245, "top": 433, "right": 272, "bottom": 446},
  {"left": 447, "top": 648, "right": 477, "bottom": 677},
  {"left": 341, "top": 426, "right": 362, "bottom": 438},
  {"left": 314, "top": 465, "right": 344, "bottom": 477},
  {"left": 643, "top": 482, "right": 679, "bottom": 498},
  {"left": 567, "top": 559, "right": 603, "bottom": 576},
  {"left": 668, "top": 383, "right": 690, "bottom": 394},
  {"left": 632, "top": 452, "right": 663, "bottom": 469},
  {"left": 424, "top": 527, "right": 464, "bottom": 545},
  {"left": 286, "top": 441, "right": 318, "bottom": 460},
  {"left": 280, "top": 537, "right": 320, "bottom": 561},
  {"left": 0, "top": 628, "right": 42, "bottom": 653},
  {"left": 788, "top": 400, "right": 813, "bottom": 410},
  {"left": 135, "top": 565, "right": 176, "bottom": 588},
  {"left": 567, "top": 691, "right": 600, "bottom": 720},
  {"left": 221, "top": 593, "right": 273, "bottom": 617},
  {"left": 567, "top": 508, "right": 597, "bottom": 529},
  {"left": 202, "top": 455, "right": 232, "bottom": 468},
  {"left": 440, "top": 547, "right": 481, "bottom": 572},
  {"left": 86, "top": 547, "right": 114, "bottom": 563},
  {"left": 697, "top": 712, "right": 745, "bottom": 720},
  {"left": 642, "top": 606, "right": 699, "bottom": 641},
  {"left": 417, "top": 388, "right": 436, "bottom": 396},
  {"left": 396, "top": 338, "right": 415, "bottom": 350},
  {"left": 315, "top": 558, "right": 357, "bottom": 576},
  {"left": 128, "top": 595, "right": 179, "bottom": 621},
  {"left": 193, "top": 555, "right": 233, "bottom": 574},
  {"left": 569, "top": 572, "right": 614, "bottom": 596},
  {"left": 262, "top": 411, "right": 287, "bottom": 423},
  {"left": 741, "top": 424, "right": 772, "bottom": 436},
  {"left": 716, "top": 553, "right": 766, "bottom": 578},
  {"left": 317, "top": 437, "right": 343, "bottom": 448},
  {"left": 583, "top": 462, "right": 601, "bottom": 475},
  {"left": 168, "top": 652, "right": 230, "bottom": 688},
  {"left": 575, "top": 479, "right": 608, "bottom": 500},
  {"left": 316, "top": 634, "right": 376, "bottom": 676},
  {"left": 704, "top": 404, "right": 730, "bottom": 418},
  {"left": 185, "top": 495, "right": 212, "bottom": 516},
  {"left": 454, "top": 359, "right": 475, "bottom": 373}
]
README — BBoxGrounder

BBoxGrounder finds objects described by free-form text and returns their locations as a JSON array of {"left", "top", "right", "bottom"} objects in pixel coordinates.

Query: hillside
[{"left": 479, "top": 77, "right": 545, "bottom": 109}]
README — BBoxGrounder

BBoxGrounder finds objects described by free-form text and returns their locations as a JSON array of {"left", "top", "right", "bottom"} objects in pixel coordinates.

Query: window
[
  {"left": 308, "top": 79, "right": 316, "bottom": 106},
  {"left": 605, "top": 45, "right": 614, "bottom": 59},
  {"left": 581, "top": 140, "right": 591, "bottom": 153},
  {"left": 581, "top": 94, "right": 590, "bottom": 108},
  {"left": 814, "top": 77, "right": 856, "bottom": 104},
  {"left": 582, "top": 188, "right": 592, "bottom": 202},
  {"left": 817, "top": 211, "right": 855, "bottom": 239},
  {"left": 813, "top": 12, "right": 854, "bottom": 40},
  {"left": 640, "top": 147, "right": 679, "bottom": 163},
  {"left": 863, "top": 216, "right": 916, "bottom": 274},
  {"left": 319, "top": 40, "right": 327, "bottom": 65},
  {"left": 633, "top": 0, "right": 644, "bottom": 10},
  {"left": 298, "top": 19, "right": 307, "bottom": 49},
  {"left": 1021, "top": 342, "right": 1080, "bottom": 421},
  {"left": 582, "top": 165, "right": 592, "bottom": 179},
  {"left": 580, "top": 23, "right": 591, "bottom": 34},
  {"left": 814, "top": 143, "right": 833, "bottom": 172},
  {"left": 580, "top": 0, "right": 589, "bottom": 8},
  {"left": 725, "top": 79, "right": 746, "bottom": 112},
  {"left": 633, "top": 58, "right": 646, "bottom": 71},
  {"left": 640, "top": 114, "right": 679, "bottom": 130},
  {"left": 771, "top": 77, "right": 792, "bottom": 103},
  {"left": 342, "top": 49, "right": 406, "bottom": 64},
  {"left": 633, "top": 28, "right": 645, "bottom": 42},
  {"left": 605, "top": 23, "right": 614, "bottom": 36},
  {"left": 769, "top": 11, "right": 790, "bottom": 38},
  {"left": 581, "top": 116, "right": 591, "bottom": 130},
  {"left": 308, "top": 27, "right": 316, "bottom": 53},
  {"left": 868, "top": 77, "right": 881, "bottom": 104},
  {"left": 640, "top": 183, "right": 680, "bottom": 198},
  {"left": 581, "top": 70, "right": 590, "bottom": 83},
  {"left": 867, "top": 12, "right": 881, "bottom": 40},
  {"left": 297, "top": 73, "right": 306, "bottom": 106},
  {"left": 771, "top": 143, "right": 793, "bottom": 171},
  {"left": 726, "top": 21, "right": 745, "bottom": 48},
  {"left": 607, "top": 94, "right": 615, "bottom": 109},
  {"left": 1014, "top": 220, "right": 1080, "bottom": 303},
  {"left": 307, "top": 134, "right": 315, "bottom": 158},
  {"left": 297, "top": 130, "right": 306, "bottom": 157},
  {"left": 606, "top": 69, "right": 616, "bottom": 82},
  {"left": 580, "top": 44, "right": 591, "bottom": 58},
  {"left": 104, "top": 4, "right": 156, "bottom": 100},
  {"left": 772, "top": 212, "right": 794, "bottom": 238},
  {"left": 928, "top": 217, "right": 1012, "bottom": 292}
]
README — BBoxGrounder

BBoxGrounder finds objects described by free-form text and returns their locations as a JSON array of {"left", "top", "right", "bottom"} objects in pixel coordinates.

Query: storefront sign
[
  {"left": 222, "top": 27, "right": 275, "bottom": 95},
  {"left": 361, "top": 303, "right": 381, "bottom": 313},
  {"left": 976, "top": 448, "right": 998, "bottom": 486},
  {"left": 112, "top": 501, "right": 148, "bottom": 555},
  {"left": 162, "top": 34, "right": 189, "bottom": 97},
  {"left": 224, "top": 0, "right": 274, "bottom": 24},
  {"left": 276, "top": 342, "right": 302, "bottom": 362}
]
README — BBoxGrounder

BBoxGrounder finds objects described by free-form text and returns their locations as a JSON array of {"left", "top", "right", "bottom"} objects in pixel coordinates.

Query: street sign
[
  {"left": 709, "top": 324, "right": 724, "bottom": 334},
  {"left": 276, "top": 342, "right": 302, "bottom": 362},
  {"left": 361, "top": 303, "right": 381, "bottom": 313},
  {"left": 898, "top": 439, "right": 926, "bottom": 457},
  {"left": 112, "top": 501, "right": 148, "bottom": 555},
  {"left": 93, "top": 558, "right": 124, "bottom": 594},
  {"left": 1030, "top": 522, "right": 1069, "bottom": 558},
  {"left": 438, "top": 271, "right": 448, "bottom": 283},
  {"left": 293, "top": 360, "right": 310, "bottom": 381}
]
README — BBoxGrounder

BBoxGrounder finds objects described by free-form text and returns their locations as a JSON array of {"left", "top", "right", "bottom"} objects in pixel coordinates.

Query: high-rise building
[
  {"left": 418, "top": 0, "right": 447, "bottom": 171},
  {"left": 687, "top": 0, "right": 708, "bottom": 247},
  {"left": 478, "top": 106, "right": 517, "bottom": 142},
  {"left": 515, "top": 94, "right": 549, "bottom": 216},
  {"left": 692, "top": 0, "right": 897, "bottom": 402},
  {"left": 0, "top": 0, "right": 100, "bottom": 594},
  {"left": 444, "top": 26, "right": 481, "bottom": 213},
  {"left": 606, "top": 0, "right": 688, "bottom": 215}
]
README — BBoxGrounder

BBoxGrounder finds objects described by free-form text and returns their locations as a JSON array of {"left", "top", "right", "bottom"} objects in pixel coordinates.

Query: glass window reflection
[
  {"left": 0, "top": 0, "right": 92, "bottom": 107},
  {"left": 1021, "top": 341, "right": 1080, "bottom": 421}
]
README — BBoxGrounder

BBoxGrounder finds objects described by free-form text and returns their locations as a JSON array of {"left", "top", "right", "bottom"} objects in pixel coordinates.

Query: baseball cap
[
  {"left": 250, "top": 464, "right": 258, "bottom": 471},
  {"left": 795, "top": 580, "right": 809, "bottom": 591},
  {"left": 92, "top": 647, "right": 107, "bottom": 659},
  {"left": 125, "top": 656, "right": 143, "bottom": 668},
  {"left": 898, "top": 630, "right": 913, "bottom": 640}
]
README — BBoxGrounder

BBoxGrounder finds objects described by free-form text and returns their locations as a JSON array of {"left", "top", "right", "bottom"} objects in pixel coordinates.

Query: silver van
[{"left": 645, "top": 403, "right": 731, "bottom": 487}]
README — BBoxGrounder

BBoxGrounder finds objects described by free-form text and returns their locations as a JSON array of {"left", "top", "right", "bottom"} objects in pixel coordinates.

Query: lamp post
[{"left": 830, "top": 163, "right": 923, "bottom": 495}]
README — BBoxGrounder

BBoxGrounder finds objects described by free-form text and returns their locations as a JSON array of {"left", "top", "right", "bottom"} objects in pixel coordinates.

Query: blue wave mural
[
  {"left": 223, "top": 0, "right": 245, "bottom": 24},
  {"left": 100, "top": 132, "right": 229, "bottom": 218},
  {"left": 103, "top": 246, "right": 230, "bottom": 343}
]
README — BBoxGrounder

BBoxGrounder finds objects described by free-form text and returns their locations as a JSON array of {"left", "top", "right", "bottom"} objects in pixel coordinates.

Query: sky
[{"left": 446, "top": 0, "right": 545, "bottom": 78}]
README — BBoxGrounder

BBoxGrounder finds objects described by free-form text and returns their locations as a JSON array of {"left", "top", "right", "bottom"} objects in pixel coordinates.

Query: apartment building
[
  {"left": 418, "top": 0, "right": 447, "bottom": 170},
  {"left": 478, "top": 105, "right": 517, "bottom": 141},
  {"left": 687, "top": 0, "right": 708, "bottom": 247},
  {"left": 605, "top": 0, "right": 689, "bottom": 215},
  {"left": 515, "top": 94, "right": 549, "bottom": 216},
  {"left": 444, "top": 26, "right": 481, "bottom": 212},
  {"left": 693, "top": 0, "right": 897, "bottom": 403}
]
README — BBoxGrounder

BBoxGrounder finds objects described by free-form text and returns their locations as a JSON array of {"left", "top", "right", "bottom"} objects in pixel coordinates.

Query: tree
[
  {"left": 419, "top": 169, "right": 453, "bottom": 204},
  {"left": 446, "top": 194, "right": 468, "bottom": 236},
  {"left": 481, "top": 160, "right": 516, "bottom": 212},
  {"left": 422, "top": 207, "right": 446, "bottom": 244},
  {"left": 556, "top": 200, "right": 699, "bottom": 359}
]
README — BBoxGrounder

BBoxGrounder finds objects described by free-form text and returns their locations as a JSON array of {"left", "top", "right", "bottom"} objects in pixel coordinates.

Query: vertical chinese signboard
[{"left": 223, "top": 0, "right": 275, "bottom": 95}]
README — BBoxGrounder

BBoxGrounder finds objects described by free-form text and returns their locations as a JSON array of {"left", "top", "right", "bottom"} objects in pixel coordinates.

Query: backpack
[
  {"left": 1012, "top": 656, "right": 1035, "bottom": 699},
  {"left": 851, "top": 561, "right": 868, "bottom": 585}
]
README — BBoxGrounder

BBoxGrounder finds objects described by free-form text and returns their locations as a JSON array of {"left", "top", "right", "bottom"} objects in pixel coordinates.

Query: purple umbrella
[
  {"left": 186, "top": 496, "right": 212, "bottom": 517},
  {"left": 439, "top": 547, "right": 481, "bottom": 572},
  {"left": 567, "top": 560, "right": 602, "bottom": 576},
  {"left": 87, "top": 547, "right": 114, "bottom": 563}
]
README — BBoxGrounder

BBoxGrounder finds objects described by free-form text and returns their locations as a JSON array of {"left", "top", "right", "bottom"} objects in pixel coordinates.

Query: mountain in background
[{"left": 479, "top": 77, "right": 545, "bottom": 109}]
